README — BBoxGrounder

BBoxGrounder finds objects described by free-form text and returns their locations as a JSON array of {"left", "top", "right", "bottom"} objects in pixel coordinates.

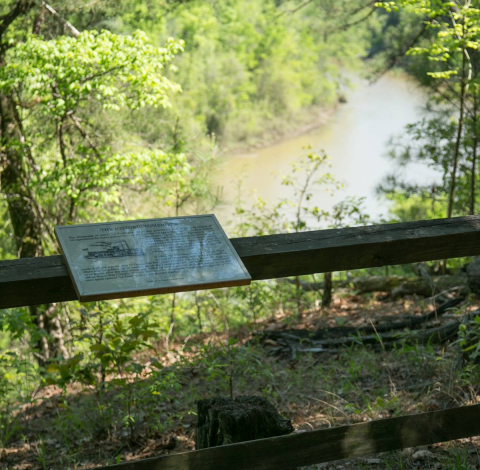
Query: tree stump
[{"left": 195, "top": 396, "right": 294, "bottom": 450}]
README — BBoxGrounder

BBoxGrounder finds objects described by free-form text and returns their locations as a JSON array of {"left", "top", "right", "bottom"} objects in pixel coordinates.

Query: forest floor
[{"left": 3, "top": 291, "right": 480, "bottom": 470}]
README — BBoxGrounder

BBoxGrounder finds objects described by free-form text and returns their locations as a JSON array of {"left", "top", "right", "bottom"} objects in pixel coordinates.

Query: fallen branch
[
  {"left": 259, "top": 300, "right": 473, "bottom": 355},
  {"left": 262, "top": 297, "right": 464, "bottom": 341}
]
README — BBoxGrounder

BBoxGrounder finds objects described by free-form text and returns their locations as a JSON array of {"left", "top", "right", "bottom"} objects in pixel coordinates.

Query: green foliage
[
  {"left": 0, "top": 29, "right": 185, "bottom": 253},
  {"left": 39, "top": 302, "right": 186, "bottom": 441},
  {"left": 183, "top": 339, "right": 272, "bottom": 399},
  {"left": 0, "top": 30, "right": 183, "bottom": 111},
  {"left": 377, "top": 0, "right": 480, "bottom": 75},
  {"left": 384, "top": 190, "right": 447, "bottom": 221},
  {"left": 0, "top": 344, "right": 38, "bottom": 449},
  {"left": 457, "top": 312, "right": 480, "bottom": 362},
  {"left": 377, "top": 0, "right": 480, "bottom": 220},
  {"left": 103, "top": 0, "right": 374, "bottom": 146},
  {"left": 46, "top": 303, "right": 159, "bottom": 387}
]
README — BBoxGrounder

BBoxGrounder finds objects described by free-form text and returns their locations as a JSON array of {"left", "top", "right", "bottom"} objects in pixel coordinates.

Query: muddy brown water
[{"left": 215, "top": 72, "right": 440, "bottom": 229}]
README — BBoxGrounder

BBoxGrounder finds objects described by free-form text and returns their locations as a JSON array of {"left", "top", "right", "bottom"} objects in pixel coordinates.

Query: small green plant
[
  {"left": 0, "top": 346, "right": 39, "bottom": 451},
  {"left": 440, "top": 448, "right": 472, "bottom": 470},
  {"left": 456, "top": 314, "right": 480, "bottom": 364},
  {"left": 185, "top": 339, "right": 271, "bottom": 399}
]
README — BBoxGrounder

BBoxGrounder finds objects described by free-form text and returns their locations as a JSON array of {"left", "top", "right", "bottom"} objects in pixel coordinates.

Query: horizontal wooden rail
[
  {"left": 98, "top": 404, "right": 480, "bottom": 470},
  {"left": 2, "top": 216, "right": 480, "bottom": 309}
]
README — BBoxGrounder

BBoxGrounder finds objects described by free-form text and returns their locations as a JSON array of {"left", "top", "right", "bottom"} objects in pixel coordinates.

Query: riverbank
[{"left": 224, "top": 103, "right": 339, "bottom": 155}]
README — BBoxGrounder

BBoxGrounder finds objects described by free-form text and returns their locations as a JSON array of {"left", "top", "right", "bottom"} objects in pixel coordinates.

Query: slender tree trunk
[
  {"left": 171, "top": 293, "right": 176, "bottom": 327},
  {"left": 249, "top": 286, "right": 257, "bottom": 326},
  {"left": 448, "top": 42, "right": 468, "bottom": 218},
  {"left": 195, "top": 291, "right": 203, "bottom": 332},
  {"left": 322, "top": 272, "right": 333, "bottom": 307},
  {"left": 470, "top": 84, "right": 479, "bottom": 215},
  {"left": 295, "top": 276, "right": 302, "bottom": 314},
  {"left": 32, "top": 3, "right": 45, "bottom": 34}
]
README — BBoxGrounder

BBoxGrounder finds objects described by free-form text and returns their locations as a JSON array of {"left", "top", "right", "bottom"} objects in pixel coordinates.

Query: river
[{"left": 214, "top": 72, "right": 439, "bottom": 229}]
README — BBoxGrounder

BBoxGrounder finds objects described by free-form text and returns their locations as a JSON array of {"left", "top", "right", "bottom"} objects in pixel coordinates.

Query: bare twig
[{"left": 69, "top": 114, "right": 101, "bottom": 158}]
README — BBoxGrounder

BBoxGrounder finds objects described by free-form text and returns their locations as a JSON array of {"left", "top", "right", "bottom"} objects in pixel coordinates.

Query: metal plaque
[{"left": 55, "top": 215, "right": 251, "bottom": 302}]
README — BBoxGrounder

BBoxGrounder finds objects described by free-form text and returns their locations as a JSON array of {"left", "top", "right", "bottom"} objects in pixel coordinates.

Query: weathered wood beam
[
  {"left": 2, "top": 216, "right": 480, "bottom": 309},
  {"left": 97, "top": 404, "right": 480, "bottom": 470},
  {"left": 237, "top": 216, "right": 480, "bottom": 280}
]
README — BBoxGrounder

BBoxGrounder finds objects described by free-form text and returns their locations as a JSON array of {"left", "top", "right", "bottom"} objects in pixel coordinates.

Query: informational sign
[{"left": 55, "top": 215, "right": 251, "bottom": 302}]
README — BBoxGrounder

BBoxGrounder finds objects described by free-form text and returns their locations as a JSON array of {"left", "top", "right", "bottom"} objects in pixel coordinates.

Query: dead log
[
  {"left": 391, "top": 274, "right": 469, "bottom": 298},
  {"left": 353, "top": 275, "right": 405, "bottom": 293},
  {"left": 196, "top": 396, "right": 294, "bottom": 450},
  {"left": 282, "top": 278, "right": 347, "bottom": 291},
  {"left": 283, "top": 276, "right": 403, "bottom": 293},
  {"left": 306, "top": 319, "right": 461, "bottom": 347},
  {"left": 259, "top": 303, "right": 476, "bottom": 355},
  {"left": 260, "top": 297, "right": 464, "bottom": 343},
  {"left": 355, "top": 274, "right": 468, "bottom": 297}
]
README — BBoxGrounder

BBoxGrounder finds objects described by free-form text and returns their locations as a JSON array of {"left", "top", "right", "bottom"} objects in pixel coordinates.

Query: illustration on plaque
[{"left": 83, "top": 240, "right": 144, "bottom": 260}]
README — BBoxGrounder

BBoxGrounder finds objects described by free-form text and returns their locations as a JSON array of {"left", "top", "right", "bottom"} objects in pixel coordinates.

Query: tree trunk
[
  {"left": 0, "top": 95, "right": 42, "bottom": 259},
  {"left": 195, "top": 291, "right": 203, "bottom": 332},
  {"left": 448, "top": 39, "right": 467, "bottom": 218},
  {"left": 0, "top": 2, "right": 70, "bottom": 365},
  {"left": 322, "top": 272, "right": 332, "bottom": 307},
  {"left": 0, "top": 88, "right": 68, "bottom": 363},
  {"left": 471, "top": 90, "right": 478, "bottom": 215},
  {"left": 295, "top": 275, "right": 302, "bottom": 313}
]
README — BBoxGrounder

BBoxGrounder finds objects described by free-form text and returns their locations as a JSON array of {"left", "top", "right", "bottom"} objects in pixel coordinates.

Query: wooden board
[
  {"left": 97, "top": 404, "right": 480, "bottom": 470},
  {"left": 55, "top": 215, "right": 250, "bottom": 302},
  {"left": 2, "top": 216, "right": 480, "bottom": 308}
]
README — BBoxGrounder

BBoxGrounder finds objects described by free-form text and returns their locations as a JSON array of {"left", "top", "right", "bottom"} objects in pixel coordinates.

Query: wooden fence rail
[
  {"left": 98, "top": 404, "right": 480, "bottom": 470},
  {"left": 2, "top": 216, "right": 480, "bottom": 309}
]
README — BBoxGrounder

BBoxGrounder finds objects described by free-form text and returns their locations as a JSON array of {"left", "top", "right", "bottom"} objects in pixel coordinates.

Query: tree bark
[
  {"left": 0, "top": 4, "right": 68, "bottom": 363},
  {"left": 470, "top": 88, "right": 478, "bottom": 215},
  {"left": 0, "top": 95, "right": 43, "bottom": 259},
  {"left": 195, "top": 291, "right": 203, "bottom": 332},
  {"left": 322, "top": 272, "right": 332, "bottom": 307},
  {"left": 0, "top": 94, "right": 69, "bottom": 363},
  {"left": 448, "top": 32, "right": 468, "bottom": 218},
  {"left": 196, "top": 396, "right": 294, "bottom": 450}
]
